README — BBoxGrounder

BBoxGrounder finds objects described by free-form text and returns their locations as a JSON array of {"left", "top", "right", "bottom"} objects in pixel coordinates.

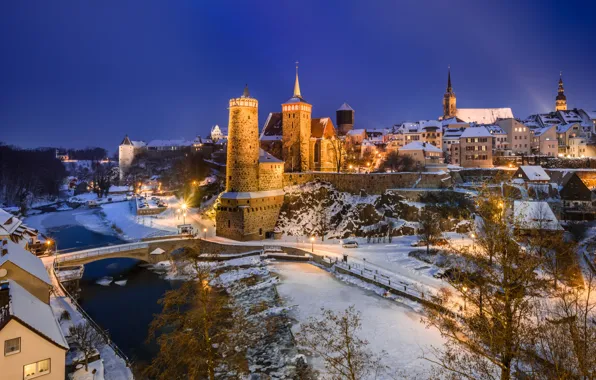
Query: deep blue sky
[{"left": 1, "top": 1, "right": 595, "bottom": 153}]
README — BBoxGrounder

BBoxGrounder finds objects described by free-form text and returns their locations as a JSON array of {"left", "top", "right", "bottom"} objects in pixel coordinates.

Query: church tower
[
  {"left": 555, "top": 72, "right": 567, "bottom": 111},
  {"left": 282, "top": 63, "right": 312, "bottom": 172},
  {"left": 443, "top": 67, "right": 457, "bottom": 119},
  {"left": 225, "top": 85, "right": 259, "bottom": 192}
]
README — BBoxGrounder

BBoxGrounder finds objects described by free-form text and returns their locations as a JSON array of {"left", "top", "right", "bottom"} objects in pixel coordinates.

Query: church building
[
  {"left": 555, "top": 72, "right": 567, "bottom": 111},
  {"left": 260, "top": 65, "right": 340, "bottom": 173},
  {"left": 441, "top": 67, "right": 514, "bottom": 124}
]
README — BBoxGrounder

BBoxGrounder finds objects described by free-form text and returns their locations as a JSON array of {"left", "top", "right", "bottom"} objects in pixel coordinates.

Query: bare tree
[
  {"left": 296, "top": 306, "right": 387, "bottom": 380},
  {"left": 423, "top": 194, "right": 548, "bottom": 380},
  {"left": 329, "top": 136, "right": 347, "bottom": 173},
  {"left": 531, "top": 271, "right": 596, "bottom": 378},
  {"left": 68, "top": 322, "right": 104, "bottom": 371},
  {"left": 379, "top": 151, "right": 416, "bottom": 173},
  {"left": 144, "top": 262, "right": 249, "bottom": 379},
  {"left": 418, "top": 208, "right": 442, "bottom": 255}
]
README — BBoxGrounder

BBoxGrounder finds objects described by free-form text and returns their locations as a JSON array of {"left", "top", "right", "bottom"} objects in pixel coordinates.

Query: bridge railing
[
  {"left": 51, "top": 261, "right": 133, "bottom": 367},
  {"left": 55, "top": 242, "right": 149, "bottom": 264}
]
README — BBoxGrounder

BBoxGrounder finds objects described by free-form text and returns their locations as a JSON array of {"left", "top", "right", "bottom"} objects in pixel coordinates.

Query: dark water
[
  {"left": 51, "top": 221, "right": 181, "bottom": 364},
  {"left": 78, "top": 258, "right": 182, "bottom": 363}
]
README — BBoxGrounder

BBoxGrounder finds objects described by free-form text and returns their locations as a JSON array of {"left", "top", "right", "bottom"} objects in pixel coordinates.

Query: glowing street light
[
  {"left": 203, "top": 227, "right": 207, "bottom": 239},
  {"left": 462, "top": 286, "right": 468, "bottom": 310},
  {"left": 310, "top": 236, "right": 315, "bottom": 252}
]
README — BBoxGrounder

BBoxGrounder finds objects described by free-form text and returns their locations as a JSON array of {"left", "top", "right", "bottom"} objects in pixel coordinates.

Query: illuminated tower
[
  {"left": 225, "top": 85, "right": 259, "bottom": 192},
  {"left": 443, "top": 66, "right": 457, "bottom": 119},
  {"left": 555, "top": 72, "right": 567, "bottom": 111},
  {"left": 282, "top": 63, "right": 312, "bottom": 172},
  {"left": 217, "top": 85, "right": 285, "bottom": 241}
]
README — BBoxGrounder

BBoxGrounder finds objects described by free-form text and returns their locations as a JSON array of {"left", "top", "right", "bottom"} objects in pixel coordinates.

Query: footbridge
[{"left": 53, "top": 235, "right": 267, "bottom": 267}]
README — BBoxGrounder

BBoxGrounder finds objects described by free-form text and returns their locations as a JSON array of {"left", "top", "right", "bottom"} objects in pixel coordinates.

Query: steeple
[
  {"left": 242, "top": 84, "right": 250, "bottom": 98},
  {"left": 555, "top": 71, "right": 567, "bottom": 111},
  {"left": 443, "top": 66, "right": 457, "bottom": 119},
  {"left": 293, "top": 62, "right": 302, "bottom": 98}
]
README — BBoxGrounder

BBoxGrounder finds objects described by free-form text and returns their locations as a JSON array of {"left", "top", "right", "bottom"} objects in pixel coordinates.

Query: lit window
[
  {"left": 24, "top": 359, "right": 50, "bottom": 378},
  {"left": 4, "top": 337, "right": 20, "bottom": 355}
]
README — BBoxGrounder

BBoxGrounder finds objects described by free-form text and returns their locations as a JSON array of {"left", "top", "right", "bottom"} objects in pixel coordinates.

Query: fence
[
  {"left": 55, "top": 242, "right": 149, "bottom": 264},
  {"left": 51, "top": 261, "right": 132, "bottom": 367}
]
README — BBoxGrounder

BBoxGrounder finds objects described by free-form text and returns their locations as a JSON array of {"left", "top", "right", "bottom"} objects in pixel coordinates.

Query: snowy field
[{"left": 273, "top": 262, "right": 445, "bottom": 378}]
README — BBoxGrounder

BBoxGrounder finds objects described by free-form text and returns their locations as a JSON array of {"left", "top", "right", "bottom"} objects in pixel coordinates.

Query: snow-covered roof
[
  {"left": 0, "top": 239, "right": 51, "bottom": 286},
  {"left": 456, "top": 108, "right": 514, "bottom": 124},
  {"left": 221, "top": 189, "right": 285, "bottom": 200},
  {"left": 532, "top": 125, "right": 555, "bottom": 137},
  {"left": 460, "top": 126, "right": 493, "bottom": 138},
  {"left": 131, "top": 140, "right": 146, "bottom": 148},
  {"left": 518, "top": 166, "right": 550, "bottom": 181},
  {"left": 108, "top": 185, "right": 132, "bottom": 193},
  {"left": 0, "top": 209, "right": 21, "bottom": 236},
  {"left": 259, "top": 148, "right": 283, "bottom": 164},
  {"left": 147, "top": 139, "right": 193, "bottom": 148},
  {"left": 337, "top": 102, "right": 354, "bottom": 111},
  {"left": 0, "top": 210, "right": 38, "bottom": 245},
  {"left": 347, "top": 129, "right": 366, "bottom": 136},
  {"left": 557, "top": 110, "right": 585, "bottom": 126},
  {"left": 556, "top": 123, "right": 579, "bottom": 134},
  {"left": 1, "top": 280, "right": 68, "bottom": 349},
  {"left": 441, "top": 117, "right": 467, "bottom": 126},
  {"left": 485, "top": 125, "right": 506, "bottom": 135},
  {"left": 399, "top": 141, "right": 442, "bottom": 153},
  {"left": 513, "top": 201, "right": 562, "bottom": 231},
  {"left": 443, "top": 128, "right": 465, "bottom": 138}
]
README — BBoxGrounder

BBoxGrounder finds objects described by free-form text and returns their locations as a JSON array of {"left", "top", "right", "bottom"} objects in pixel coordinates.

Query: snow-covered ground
[{"left": 273, "top": 262, "right": 445, "bottom": 378}]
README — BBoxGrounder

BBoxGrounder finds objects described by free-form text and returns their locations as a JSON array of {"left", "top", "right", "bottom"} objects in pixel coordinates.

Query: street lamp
[
  {"left": 46, "top": 239, "right": 56, "bottom": 256},
  {"left": 462, "top": 286, "right": 468, "bottom": 310},
  {"left": 203, "top": 228, "right": 207, "bottom": 239},
  {"left": 310, "top": 236, "right": 315, "bottom": 253},
  {"left": 470, "top": 233, "right": 476, "bottom": 251}
]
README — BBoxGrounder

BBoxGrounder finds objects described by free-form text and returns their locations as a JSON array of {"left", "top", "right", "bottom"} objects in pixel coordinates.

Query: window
[
  {"left": 4, "top": 337, "right": 20, "bottom": 355},
  {"left": 24, "top": 359, "right": 51, "bottom": 378}
]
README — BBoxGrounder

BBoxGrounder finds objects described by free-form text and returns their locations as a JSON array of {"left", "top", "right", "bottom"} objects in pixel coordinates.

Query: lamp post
[
  {"left": 462, "top": 286, "right": 468, "bottom": 311},
  {"left": 203, "top": 228, "right": 207, "bottom": 239},
  {"left": 181, "top": 203, "right": 188, "bottom": 225},
  {"left": 470, "top": 233, "right": 476, "bottom": 252},
  {"left": 310, "top": 236, "right": 315, "bottom": 253}
]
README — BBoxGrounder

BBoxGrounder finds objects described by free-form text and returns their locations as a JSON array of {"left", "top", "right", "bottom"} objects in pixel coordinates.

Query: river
[
  {"left": 26, "top": 208, "right": 182, "bottom": 364},
  {"left": 27, "top": 208, "right": 442, "bottom": 375}
]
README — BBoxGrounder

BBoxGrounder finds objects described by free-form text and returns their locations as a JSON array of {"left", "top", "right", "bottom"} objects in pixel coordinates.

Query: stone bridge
[{"left": 54, "top": 236, "right": 265, "bottom": 267}]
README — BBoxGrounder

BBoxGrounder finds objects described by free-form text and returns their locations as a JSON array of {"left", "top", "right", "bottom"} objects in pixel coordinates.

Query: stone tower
[
  {"left": 118, "top": 135, "right": 135, "bottom": 180},
  {"left": 443, "top": 67, "right": 457, "bottom": 119},
  {"left": 336, "top": 103, "right": 355, "bottom": 135},
  {"left": 226, "top": 85, "right": 260, "bottom": 192},
  {"left": 555, "top": 72, "right": 567, "bottom": 111},
  {"left": 282, "top": 64, "right": 312, "bottom": 172},
  {"left": 216, "top": 85, "right": 285, "bottom": 241}
]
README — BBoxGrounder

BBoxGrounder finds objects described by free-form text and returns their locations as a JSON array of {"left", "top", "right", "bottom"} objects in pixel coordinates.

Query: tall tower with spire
[
  {"left": 443, "top": 67, "right": 457, "bottom": 119},
  {"left": 281, "top": 62, "right": 312, "bottom": 172},
  {"left": 555, "top": 72, "right": 567, "bottom": 111}
]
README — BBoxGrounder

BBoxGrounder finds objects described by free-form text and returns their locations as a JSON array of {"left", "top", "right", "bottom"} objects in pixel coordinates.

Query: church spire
[
  {"left": 242, "top": 84, "right": 250, "bottom": 98},
  {"left": 443, "top": 66, "right": 456, "bottom": 119},
  {"left": 293, "top": 61, "right": 302, "bottom": 98},
  {"left": 555, "top": 71, "right": 567, "bottom": 111},
  {"left": 447, "top": 65, "right": 452, "bottom": 92}
]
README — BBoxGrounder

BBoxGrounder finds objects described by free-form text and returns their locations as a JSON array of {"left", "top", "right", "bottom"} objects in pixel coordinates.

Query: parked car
[{"left": 342, "top": 241, "right": 359, "bottom": 248}]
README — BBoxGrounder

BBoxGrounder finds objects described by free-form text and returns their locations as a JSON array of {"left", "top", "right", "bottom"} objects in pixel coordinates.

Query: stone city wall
[
  {"left": 282, "top": 172, "right": 452, "bottom": 194},
  {"left": 258, "top": 162, "right": 284, "bottom": 191}
]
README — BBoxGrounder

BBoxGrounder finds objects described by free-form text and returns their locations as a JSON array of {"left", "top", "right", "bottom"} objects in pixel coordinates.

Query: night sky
[{"left": 1, "top": 1, "right": 595, "bottom": 153}]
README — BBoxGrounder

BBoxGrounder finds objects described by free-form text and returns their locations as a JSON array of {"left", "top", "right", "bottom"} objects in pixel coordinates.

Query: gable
[{"left": 560, "top": 173, "right": 592, "bottom": 201}]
